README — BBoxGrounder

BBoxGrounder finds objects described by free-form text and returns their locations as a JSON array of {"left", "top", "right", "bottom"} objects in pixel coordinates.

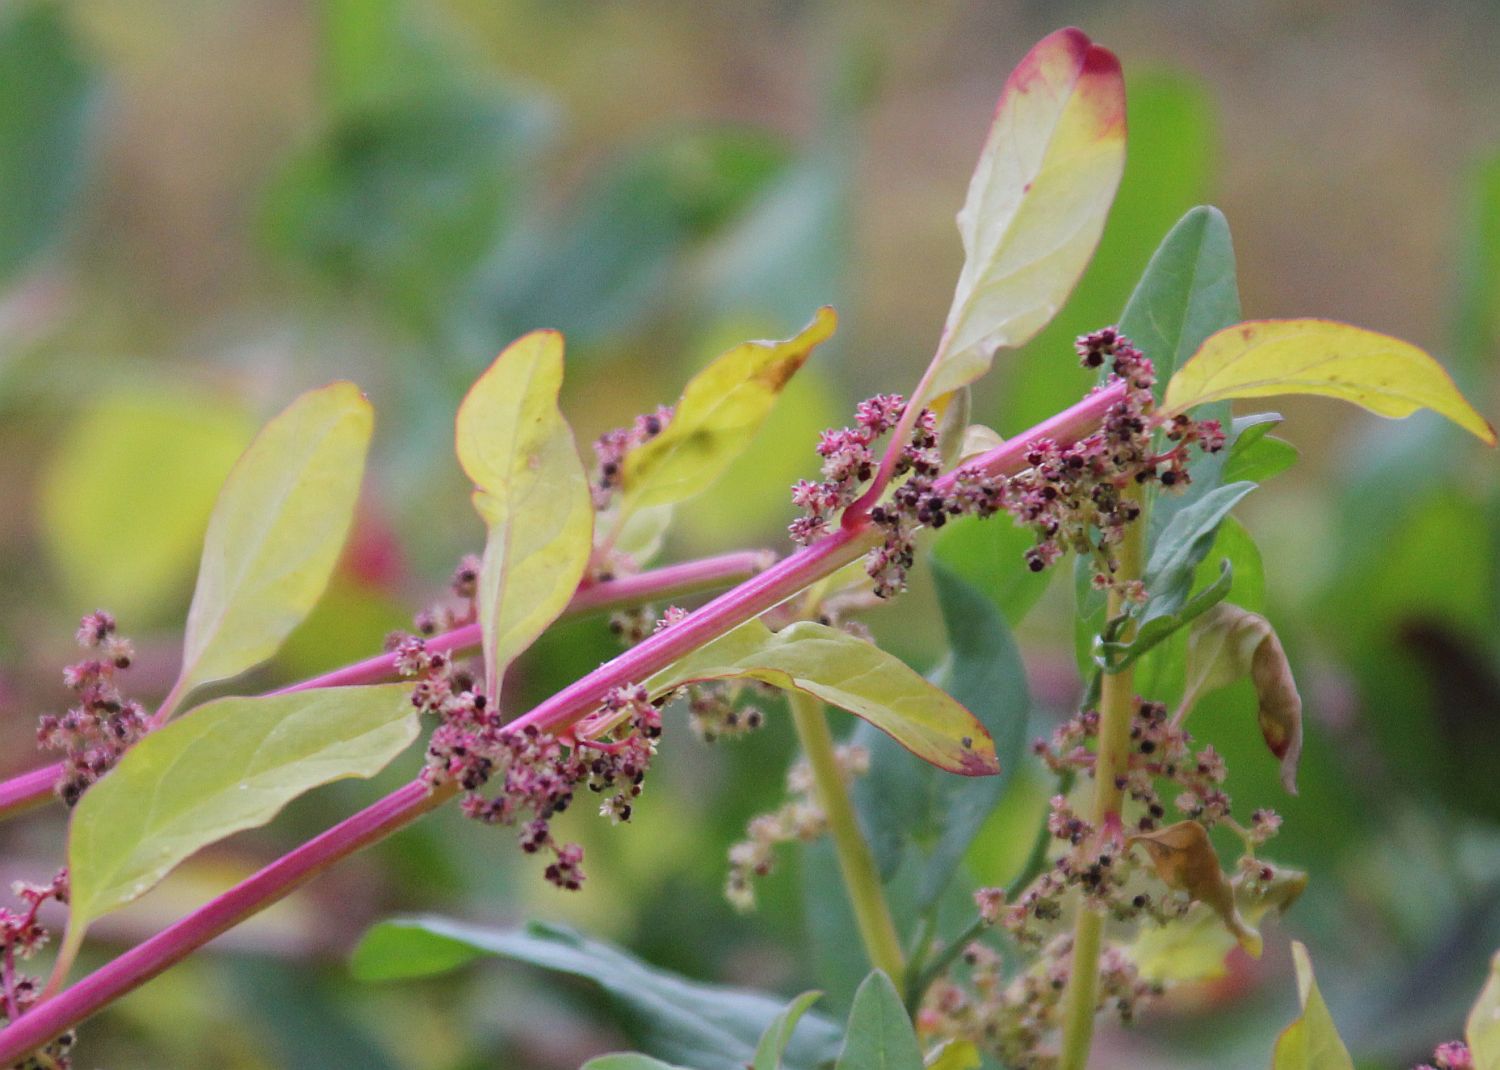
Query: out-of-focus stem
[
  {"left": 1057, "top": 485, "right": 1146, "bottom": 1070},
  {"left": 787, "top": 692, "right": 904, "bottom": 982}
]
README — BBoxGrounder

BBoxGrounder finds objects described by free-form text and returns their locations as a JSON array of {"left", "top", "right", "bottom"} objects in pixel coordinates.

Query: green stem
[
  {"left": 1057, "top": 488, "right": 1146, "bottom": 1070},
  {"left": 787, "top": 692, "right": 905, "bottom": 983}
]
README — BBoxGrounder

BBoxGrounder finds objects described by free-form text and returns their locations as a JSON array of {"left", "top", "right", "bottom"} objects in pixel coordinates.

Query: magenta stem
[
  {"left": 0, "top": 384, "right": 1123, "bottom": 1060},
  {"left": 0, "top": 780, "right": 449, "bottom": 1063},
  {"left": 0, "top": 549, "right": 771, "bottom": 821}
]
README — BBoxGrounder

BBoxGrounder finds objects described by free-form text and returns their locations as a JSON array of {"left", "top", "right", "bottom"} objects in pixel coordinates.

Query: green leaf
[
  {"left": 0, "top": 2, "right": 95, "bottom": 283},
  {"left": 40, "top": 390, "right": 255, "bottom": 622},
  {"left": 177, "top": 382, "right": 374, "bottom": 698},
  {"left": 754, "top": 991, "right": 824, "bottom": 1070},
  {"left": 1272, "top": 942, "right": 1354, "bottom": 1070},
  {"left": 931, "top": 515, "right": 1051, "bottom": 626},
  {"left": 1468, "top": 949, "right": 1500, "bottom": 1069},
  {"left": 1223, "top": 414, "right": 1299, "bottom": 485},
  {"left": 1096, "top": 559, "right": 1232, "bottom": 673},
  {"left": 647, "top": 619, "right": 998, "bottom": 776},
  {"left": 1142, "top": 481, "right": 1256, "bottom": 619},
  {"left": 855, "top": 565, "right": 1029, "bottom": 899},
  {"left": 922, "top": 28, "right": 1126, "bottom": 406},
  {"left": 64, "top": 684, "right": 417, "bottom": 961},
  {"left": 1118, "top": 206, "right": 1241, "bottom": 393},
  {"left": 1165, "top": 319, "right": 1496, "bottom": 445},
  {"left": 456, "top": 330, "right": 593, "bottom": 697},
  {"left": 352, "top": 919, "right": 843, "bottom": 1070},
  {"left": 834, "top": 972, "right": 923, "bottom": 1070},
  {"left": 583, "top": 1057, "right": 691, "bottom": 1070},
  {"left": 622, "top": 307, "right": 837, "bottom": 513}
]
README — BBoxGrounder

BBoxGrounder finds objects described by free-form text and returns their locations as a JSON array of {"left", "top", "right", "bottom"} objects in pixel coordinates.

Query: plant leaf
[
  {"left": 177, "top": 383, "right": 374, "bottom": 697},
  {"left": 351, "top": 918, "right": 843, "bottom": 1070},
  {"left": 922, "top": 27, "right": 1126, "bottom": 405},
  {"left": 623, "top": 307, "right": 837, "bottom": 513},
  {"left": 456, "top": 330, "right": 593, "bottom": 697},
  {"left": 1165, "top": 319, "right": 1497, "bottom": 445},
  {"left": 648, "top": 620, "right": 998, "bottom": 776},
  {"left": 834, "top": 971, "right": 923, "bottom": 1070},
  {"left": 65, "top": 684, "right": 417, "bottom": 958},
  {"left": 1128, "top": 820, "right": 1260, "bottom": 957},
  {"left": 925, "top": 1041, "right": 981, "bottom": 1070},
  {"left": 1142, "top": 481, "right": 1256, "bottom": 619},
  {"left": 855, "top": 564, "right": 1029, "bottom": 897},
  {"left": 754, "top": 991, "right": 824, "bottom": 1070},
  {"left": 1272, "top": 941, "right": 1355, "bottom": 1070},
  {"left": 1468, "top": 949, "right": 1500, "bottom": 1069},
  {"left": 583, "top": 1058, "right": 691, "bottom": 1070}
]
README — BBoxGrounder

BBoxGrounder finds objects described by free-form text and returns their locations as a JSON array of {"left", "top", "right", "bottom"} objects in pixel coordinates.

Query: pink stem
[
  {"left": 0, "top": 780, "right": 449, "bottom": 1063},
  {"left": 0, "top": 384, "right": 1124, "bottom": 1060},
  {"left": 0, "top": 550, "right": 771, "bottom": 821}
]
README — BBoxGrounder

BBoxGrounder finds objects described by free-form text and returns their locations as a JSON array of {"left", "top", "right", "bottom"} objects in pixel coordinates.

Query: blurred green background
[{"left": 0, "top": 1, "right": 1498, "bottom": 1066}]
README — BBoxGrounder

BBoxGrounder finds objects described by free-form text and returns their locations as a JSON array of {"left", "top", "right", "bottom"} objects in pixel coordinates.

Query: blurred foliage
[{"left": 0, "top": 1, "right": 1497, "bottom": 1068}]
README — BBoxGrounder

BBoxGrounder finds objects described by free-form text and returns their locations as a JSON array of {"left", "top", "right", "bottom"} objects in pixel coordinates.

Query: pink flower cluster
[
  {"left": 788, "top": 393, "right": 905, "bottom": 548},
  {"left": 1416, "top": 1042, "right": 1473, "bottom": 1070},
  {"left": 0, "top": 869, "right": 73, "bottom": 1066},
  {"left": 395, "top": 633, "right": 661, "bottom": 891},
  {"left": 591, "top": 405, "right": 674, "bottom": 511},
  {"left": 37, "top": 611, "right": 150, "bottom": 807}
]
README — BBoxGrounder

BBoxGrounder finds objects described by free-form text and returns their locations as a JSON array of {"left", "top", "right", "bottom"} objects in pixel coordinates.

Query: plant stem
[
  {"left": 0, "top": 386, "right": 1126, "bottom": 1061},
  {"left": 0, "top": 780, "right": 453, "bottom": 1064},
  {"left": 787, "top": 692, "right": 904, "bottom": 982},
  {"left": 1057, "top": 487, "right": 1146, "bottom": 1070},
  {"left": 0, "top": 549, "right": 774, "bottom": 821}
]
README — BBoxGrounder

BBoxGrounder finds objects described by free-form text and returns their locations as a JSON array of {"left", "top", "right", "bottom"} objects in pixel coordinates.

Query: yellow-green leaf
[
  {"left": 178, "top": 382, "right": 374, "bottom": 698},
  {"left": 1272, "top": 941, "right": 1354, "bottom": 1070},
  {"left": 1470, "top": 950, "right": 1500, "bottom": 1070},
  {"left": 1165, "top": 319, "right": 1497, "bottom": 445},
  {"left": 922, "top": 28, "right": 1126, "bottom": 406},
  {"left": 925, "top": 1040, "right": 981, "bottom": 1070},
  {"left": 41, "top": 390, "right": 255, "bottom": 623},
  {"left": 647, "top": 620, "right": 997, "bottom": 776},
  {"left": 622, "top": 307, "right": 837, "bottom": 513},
  {"left": 456, "top": 330, "right": 593, "bottom": 697},
  {"left": 63, "top": 684, "right": 417, "bottom": 962}
]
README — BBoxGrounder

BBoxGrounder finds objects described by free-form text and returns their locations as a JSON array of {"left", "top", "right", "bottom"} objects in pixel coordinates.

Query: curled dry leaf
[
  {"left": 1128, "top": 820, "right": 1261, "bottom": 957},
  {"left": 1184, "top": 603, "right": 1303, "bottom": 794}
]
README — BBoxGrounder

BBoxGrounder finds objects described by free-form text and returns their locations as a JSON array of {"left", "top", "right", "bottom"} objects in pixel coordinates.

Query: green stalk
[
  {"left": 1057, "top": 487, "right": 1146, "bottom": 1070},
  {"left": 787, "top": 691, "right": 905, "bottom": 983}
]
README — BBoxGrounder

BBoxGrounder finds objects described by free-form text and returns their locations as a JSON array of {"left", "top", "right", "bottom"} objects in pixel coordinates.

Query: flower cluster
[
  {"left": 987, "top": 328, "right": 1223, "bottom": 586},
  {"left": 919, "top": 933, "right": 1157, "bottom": 1070},
  {"left": 788, "top": 393, "right": 905, "bottom": 548},
  {"left": 37, "top": 611, "right": 150, "bottom": 807},
  {"left": 410, "top": 554, "right": 482, "bottom": 637},
  {"left": 591, "top": 406, "right": 673, "bottom": 511},
  {"left": 0, "top": 869, "right": 74, "bottom": 1068},
  {"left": 725, "top": 742, "right": 869, "bottom": 910},
  {"left": 1416, "top": 1042, "right": 1473, "bottom": 1070},
  {"left": 395, "top": 633, "right": 660, "bottom": 891}
]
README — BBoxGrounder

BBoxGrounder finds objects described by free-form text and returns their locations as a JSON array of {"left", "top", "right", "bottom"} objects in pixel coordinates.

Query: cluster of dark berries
[
  {"left": 919, "top": 932, "right": 1157, "bottom": 1069},
  {"left": 410, "top": 554, "right": 482, "bottom": 637},
  {"left": 1416, "top": 1042, "right": 1473, "bottom": 1070},
  {"left": 591, "top": 406, "right": 673, "bottom": 511},
  {"left": 788, "top": 393, "right": 906, "bottom": 548},
  {"left": 0, "top": 869, "right": 75, "bottom": 1067},
  {"left": 37, "top": 611, "right": 150, "bottom": 807},
  {"left": 725, "top": 742, "right": 868, "bottom": 910},
  {"left": 396, "top": 632, "right": 660, "bottom": 891},
  {"left": 991, "top": 328, "right": 1223, "bottom": 586}
]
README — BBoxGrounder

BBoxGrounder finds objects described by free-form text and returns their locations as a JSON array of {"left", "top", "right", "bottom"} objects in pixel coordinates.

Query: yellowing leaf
[
  {"left": 41, "top": 391, "right": 256, "bottom": 623},
  {"left": 177, "top": 382, "right": 374, "bottom": 699},
  {"left": 1272, "top": 942, "right": 1355, "bottom": 1070},
  {"left": 1130, "top": 862, "right": 1306, "bottom": 983},
  {"left": 925, "top": 1040, "right": 981, "bottom": 1070},
  {"left": 647, "top": 620, "right": 998, "bottom": 776},
  {"left": 923, "top": 27, "right": 1126, "bottom": 406},
  {"left": 63, "top": 684, "right": 417, "bottom": 963},
  {"left": 1470, "top": 950, "right": 1500, "bottom": 1070},
  {"left": 622, "top": 307, "right": 837, "bottom": 513},
  {"left": 1129, "top": 820, "right": 1261, "bottom": 957},
  {"left": 1165, "top": 319, "right": 1497, "bottom": 445},
  {"left": 457, "top": 330, "right": 593, "bottom": 697}
]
